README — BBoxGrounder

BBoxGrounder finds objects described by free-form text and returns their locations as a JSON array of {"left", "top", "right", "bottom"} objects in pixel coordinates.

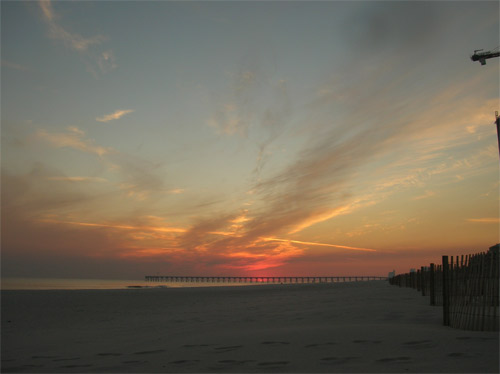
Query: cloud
[
  {"left": 39, "top": 218, "right": 187, "bottom": 234},
  {"left": 35, "top": 127, "right": 110, "bottom": 156},
  {"left": 45, "top": 176, "right": 107, "bottom": 183},
  {"left": 344, "top": 2, "right": 444, "bottom": 58},
  {"left": 39, "top": 0, "right": 55, "bottom": 21},
  {"left": 1, "top": 166, "right": 186, "bottom": 271},
  {"left": 466, "top": 218, "right": 500, "bottom": 224},
  {"left": 107, "top": 152, "right": 169, "bottom": 201},
  {"left": 168, "top": 188, "right": 185, "bottom": 194},
  {"left": 32, "top": 125, "right": 170, "bottom": 203},
  {"left": 96, "top": 109, "right": 134, "bottom": 123},
  {"left": 39, "top": 0, "right": 105, "bottom": 52},
  {"left": 208, "top": 65, "right": 291, "bottom": 143},
  {"left": 262, "top": 237, "right": 377, "bottom": 252},
  {"left": 124, "top": 12, "right": 498, "bottom": 272},
  {"left": 207, "top": 103, "right": 246, "bottom": 136},
  {"left": 97, "top": 50, "right": 117, "bottom": 73},
  {"left": 412, "top": 190, "right": 436, "bottom": 201},
  {"left": 38, "top": 0, "right": 115, "bottom": 75},
  {"left": 1, "top": 60, "right": 29, "bottom": 71}
]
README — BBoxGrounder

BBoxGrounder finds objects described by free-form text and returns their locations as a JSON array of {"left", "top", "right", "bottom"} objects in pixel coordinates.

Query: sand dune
[{"left": 1, "top": 281, "right": 498, "bottom": 373}]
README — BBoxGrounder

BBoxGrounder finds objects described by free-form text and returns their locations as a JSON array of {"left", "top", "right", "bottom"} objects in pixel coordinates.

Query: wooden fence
[{"left": 389, "top": 245, "right": 499, "bottom": 331}]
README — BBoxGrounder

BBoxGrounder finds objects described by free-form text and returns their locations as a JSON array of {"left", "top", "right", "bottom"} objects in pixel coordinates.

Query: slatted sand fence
[
  {"left": 447, "top": 249, "right": 499, "bottom": 330},
  {"left": 389, "top": 244, "right": 499, "bottom": 331}
]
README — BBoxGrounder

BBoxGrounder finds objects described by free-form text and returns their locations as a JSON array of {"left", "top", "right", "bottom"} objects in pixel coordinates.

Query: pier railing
[
  {"left": 389, "top": 245, "right": 499, "bottom": 331},
  {"left": 145, "top": 275, "right": 387, "bottom": 284}
]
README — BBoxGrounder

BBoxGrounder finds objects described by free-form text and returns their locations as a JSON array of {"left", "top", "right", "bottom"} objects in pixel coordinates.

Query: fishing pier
[{"left": 145, "top": 275, "right": 387, "bottom": 284}]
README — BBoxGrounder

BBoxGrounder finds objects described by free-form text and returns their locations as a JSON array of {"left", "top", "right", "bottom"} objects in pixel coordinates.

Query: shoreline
[
  {"left": 2, "top": 281, "right": 498, "bottom": 373},
  {"left": 1, "top": 277, "right": 388, "bottom": 291}
]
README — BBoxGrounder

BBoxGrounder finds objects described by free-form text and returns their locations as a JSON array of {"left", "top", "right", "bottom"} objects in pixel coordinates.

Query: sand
[{"left": 1, "top": 281, "right": 498, "bottom": 373}]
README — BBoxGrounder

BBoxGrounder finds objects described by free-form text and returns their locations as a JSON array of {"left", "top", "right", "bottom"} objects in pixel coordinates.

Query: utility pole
[
  {"left": 470, "top": 49, "right": 500, "bottom": 65},
  {"left": 496, "top": 111, "right": 500, "bottom": 157},
  {"left": 470, "top": 47, "right": 500, "bottom": 158}
]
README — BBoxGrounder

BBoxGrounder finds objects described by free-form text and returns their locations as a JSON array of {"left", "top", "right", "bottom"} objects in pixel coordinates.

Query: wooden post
[
  {"left": 442, "top": 256, "right": 450, "bottom": 326},
  {"left": 480, "top": 254, "right": 486, "bottom": 331},
  {"left": 430, "top": 263, "right": 435, "bottom": 305},
  {"left": 421, "top": 267, "right": 425, "bottom": 295},
  {"left": 416, "top": 270, "right": 421, "bottom": 292}
]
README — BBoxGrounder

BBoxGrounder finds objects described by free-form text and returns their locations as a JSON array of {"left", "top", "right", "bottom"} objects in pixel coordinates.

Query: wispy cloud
[
  {"left": 39, "top": 0, "right": 105, "bottom": 52},
  {"left": 35, "top": 127, "right": 110, "bottom": 156},
  {"left": 466, "top": 218, "right": 500, "bottom": 224},
  {"left": 412, "top": 190, "right": 436, "bottom": 201},
  {"left": 208, "top": 103, "right": 247, "bottom": 136},
  {"left": 168, "top": 188, "right": 185, "bottom": 194},
  {"left": 1, "top": 60, "right": 29, "bottom": 71},
  {"left": 97, "top": 50, "right": 117, "bottom": 73},
  {"left": 108, "top": 152, "right": 168, "bottom": 201},
  {"left": 39, "top": 218, "right": 187, "bottom": 233},
  {"left": 38, "top": 0, "right": 115, "bottom": 75},
  {"left": 96, "top": 109, "right": 134, "bottom": 123},
  {"left": 46, "top": 176, "right": 107, "bottom": 183},
  {"left": 262, "top": 237, "right": 377, "bottom": 252},
  {"left": 32, "top": 125, "right": 171, "bottom": 202},
  {"left": 208, "top": 66, "right": 291, "bottom": 143}
]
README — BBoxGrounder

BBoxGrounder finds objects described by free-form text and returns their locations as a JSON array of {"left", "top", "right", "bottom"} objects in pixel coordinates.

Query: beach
[{"left": 1, "top": 281, "right": 498, "bottom": 373}]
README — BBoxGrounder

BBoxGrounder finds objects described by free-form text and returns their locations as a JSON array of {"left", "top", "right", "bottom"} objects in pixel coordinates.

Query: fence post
[
  {"left": 430, "top": 263, "right": 435, "bottom": 306},
  {"left": 421, "top": 266, "right": 426, "bottom": 296},
  {"left": 442, "top": 255, "right": 450, "bottom": 326}
]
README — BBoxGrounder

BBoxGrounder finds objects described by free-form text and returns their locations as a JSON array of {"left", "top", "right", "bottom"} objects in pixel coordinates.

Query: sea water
[{"left": 0, "top": 277, "right": 268, "bottom": 290}]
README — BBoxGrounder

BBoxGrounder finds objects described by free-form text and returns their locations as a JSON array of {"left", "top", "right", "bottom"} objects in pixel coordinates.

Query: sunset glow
[{"left": 2, "top": 1, "right": 498, "bottom": 279}]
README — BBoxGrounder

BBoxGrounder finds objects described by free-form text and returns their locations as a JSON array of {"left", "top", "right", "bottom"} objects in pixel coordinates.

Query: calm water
[{"left": 0, "top": 277, "right": 266, "bottom": 290}]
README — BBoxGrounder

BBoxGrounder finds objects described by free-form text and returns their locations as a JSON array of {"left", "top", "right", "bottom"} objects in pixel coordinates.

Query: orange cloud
[
  {"left": 262, "top": 237, "right": 377, "bottom": 252},
  {"left": 96, "top": 109, "right": 134, "bottom": 122},
  {"left": 36, "top": 127, "right": 110, "bottom": 156},
  {"left": 412, "top": 190, "right": 436, "bottom": 201},
  {"left": 39, "top": 218, "right": 186, "bottom": 233},
  {"left": 288, "top": 198, "right": 377, "bottom": 234},
  {"left": 46, "top": 176, "right": 107, "bottom": 182},
  {"left": 118, "top": 247, "right": 183, "bottom": 259},
  {"left": 466, "top": 218, "right": 500, "bottom": 224},
  {"left": 221, "top": 241, "right": 304, "bottom": 272}
]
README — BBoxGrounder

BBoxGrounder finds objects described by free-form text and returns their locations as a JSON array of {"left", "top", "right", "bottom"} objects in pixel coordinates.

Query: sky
[{"left": 1, "top": 1, "right": 499, "bottom": 280}]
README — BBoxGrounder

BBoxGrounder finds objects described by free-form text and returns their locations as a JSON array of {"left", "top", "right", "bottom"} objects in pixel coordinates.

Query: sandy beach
[{"left": 1, "top": 281, "right": 498, "bottom": 373}]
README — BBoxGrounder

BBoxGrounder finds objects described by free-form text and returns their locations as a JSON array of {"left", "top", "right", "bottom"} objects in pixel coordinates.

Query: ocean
[
  {"left": 0, "top": 277, "right": 267, "bottom": 290},
  {"left": 1, "top": 276, "right": 379, "bottom": 290}
]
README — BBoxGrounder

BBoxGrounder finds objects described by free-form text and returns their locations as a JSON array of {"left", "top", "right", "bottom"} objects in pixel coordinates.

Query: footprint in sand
[
  {"left": 456, "top": 336, "right": 495, "bottom": 341},
  {"left": 257, "top": 361, "right": 289, "bottom": 367},
  {"left": 183, "top": 344, "right": 211, "bottom": 348},
  {"left": 133, "top": 349, "right": 165, "bottom": 355},
  {"left": 218, "top": 359, "right": 255, "bottom": 365},
  {"left": 32, "top": 355, "right": 59, "bottom": 359},
  {"left": 320, "top": 356, "right": 360, "bottom": 365},
  {"left": 376, "top": 356, "right": 412, "bottom": 363},
  {"left": 261, "top": 341, "right": 290, "bottom": 346},
  {"left": 214, "top": 345, "right": 243, "bottom": 353},
  {"left": 352, "top": 339, "right": 381, "bottom": 344},
  {"left": 402, "top": 340, "right": 435, "bottom": 349},
  {"left": 122, "top": 360, "right": 147, "bottom": 364},
  {"left": 169, "top": 359, "right": 200, "bottom": 364},
  {"left": 206, "top": 359, "right": 255, "bottom": 371},
  {"left": 305, "top": 342, "right": 336, "bottom": 348},
  {"left": 59, "top": 364, "right": 92, "bottom": 368},
  {"left": 448, "top": 352, "right": 467, "bottom": 357}
]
